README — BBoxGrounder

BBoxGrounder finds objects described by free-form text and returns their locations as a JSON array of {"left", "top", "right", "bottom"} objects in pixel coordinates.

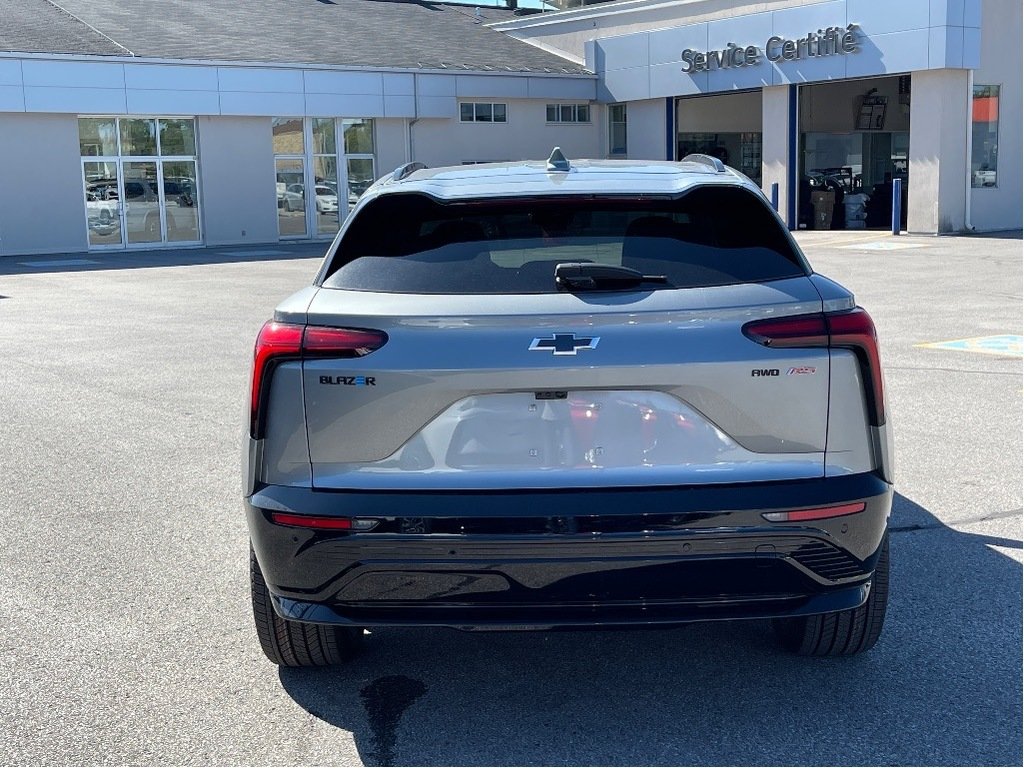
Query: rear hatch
[{"left": 301, "top": 184, "right": 829, "bottom": 490}]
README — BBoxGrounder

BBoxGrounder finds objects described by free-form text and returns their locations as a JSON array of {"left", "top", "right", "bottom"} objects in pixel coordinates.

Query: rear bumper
[{"left": 246, "top": 473, "right": 891, "bottom": 629}]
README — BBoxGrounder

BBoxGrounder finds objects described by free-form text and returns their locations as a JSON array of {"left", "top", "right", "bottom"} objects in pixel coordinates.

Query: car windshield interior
[{"left": 324, "top": 186, "right": 806, "bottom": 294}]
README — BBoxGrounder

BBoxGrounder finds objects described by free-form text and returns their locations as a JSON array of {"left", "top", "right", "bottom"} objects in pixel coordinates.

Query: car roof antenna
[{"left": 546, "top": 147, "right": 571, "bottom": 172}]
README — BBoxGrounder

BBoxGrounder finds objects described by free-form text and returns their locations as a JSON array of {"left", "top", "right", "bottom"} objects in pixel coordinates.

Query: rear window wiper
[{"left": 555, "top": 262, "right": 669, "bottom": 292}]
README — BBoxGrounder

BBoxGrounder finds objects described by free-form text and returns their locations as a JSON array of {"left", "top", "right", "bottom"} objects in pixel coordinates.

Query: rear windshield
[{"left": 322, "top": 186, "right": 807, "bottom": 294}]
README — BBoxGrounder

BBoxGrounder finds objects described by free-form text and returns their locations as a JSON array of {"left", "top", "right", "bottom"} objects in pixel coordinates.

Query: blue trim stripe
[{"left": 787, "top": 84, "right": 798, "bottom": 230}]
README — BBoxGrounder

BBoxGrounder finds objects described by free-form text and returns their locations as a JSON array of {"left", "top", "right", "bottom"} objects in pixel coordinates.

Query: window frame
[
  {"left": 545, "top": 103, "right": 592, "bottom": 124},
  {"left": 970, "top": 84, "right": 1001, "bottom": 190},
  {"left": 459, "top": 102, "right": 508, "bottom": 124},
  {"left": 608, "top": 103, "right": 628, "bottom": 156}
]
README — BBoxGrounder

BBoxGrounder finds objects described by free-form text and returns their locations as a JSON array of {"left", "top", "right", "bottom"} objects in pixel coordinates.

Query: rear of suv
[{"left": 245, "top": 152, "right": 893, "bottom": 667}]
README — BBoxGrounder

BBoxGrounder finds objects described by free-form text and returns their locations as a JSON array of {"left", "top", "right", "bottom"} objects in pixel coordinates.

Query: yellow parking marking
[{"left": 916, "top": 335, "right": 1023, "bottom": 358}]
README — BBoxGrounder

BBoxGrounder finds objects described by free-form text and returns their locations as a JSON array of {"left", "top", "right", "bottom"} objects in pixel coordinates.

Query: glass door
[
  {"left": 82, "top": 160, "right": 124, "bottom": 248},
  {"left": 276, "top": 157, "right": 308, "bottom": 237},
  {"left": 78, "top": 117, "right": 202, "bottom": 249},
  {"left": 122, "top": 161, "right": 162, "bottom": 245},
  {"left": 161, "top": 159, "right": 200, "bottom": 242}
]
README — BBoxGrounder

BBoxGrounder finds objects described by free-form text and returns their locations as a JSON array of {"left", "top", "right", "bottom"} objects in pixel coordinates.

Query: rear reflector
[
  {"left": 270, "top": 513, "right": 379, "bottom": 531},
  {"left": 762, "top": 502, "right": 866, "bottom": 522}
]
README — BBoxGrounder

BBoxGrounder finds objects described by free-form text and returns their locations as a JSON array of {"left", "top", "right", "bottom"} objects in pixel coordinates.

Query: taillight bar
[
  {"left": 762, "top": 502, "right": 866, "bottom": 522},
  {"left": 249, "top": 321, "right": 388, "bottom": 438},
  {"left": 271, "top": 512, "right": 379, "bottom": 531},
  {"left": 742, "top": 308, "right": 885, "bottom": 426}
]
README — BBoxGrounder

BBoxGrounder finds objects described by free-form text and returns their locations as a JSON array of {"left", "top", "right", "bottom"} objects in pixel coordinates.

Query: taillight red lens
[
  {"left": 249, "top": 322, "right": 388, "bottom": 438},
  {"left": 250, "top": 321, "right": 303, "bottom": 437},
  {"left": 270, "top": 513, "right": 379, "bottom": 531},
  {"left": 762, "top": 502, "right": 866, "bottom": 522},
  {"left": 303, "top": 326, "right": 388, "bottom": 357},
  {"left": 742, "top": 308, "right": 885, "bottom": 426},
  {"left": 741, "top": 314, "right": 828, "bottom": 347}
]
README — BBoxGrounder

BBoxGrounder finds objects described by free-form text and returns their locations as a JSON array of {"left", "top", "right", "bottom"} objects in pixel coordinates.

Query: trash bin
[{"left": 811, "top": 188, "right": 836, "bottom": 230}]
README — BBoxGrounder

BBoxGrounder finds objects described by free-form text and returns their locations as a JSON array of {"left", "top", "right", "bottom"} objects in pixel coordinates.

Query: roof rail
[
  {"left": 391, "top": 161, "right": 427, "bottom": 182},
  {"left": 681, "top": 153, "right": 726, "bottom": 173}
]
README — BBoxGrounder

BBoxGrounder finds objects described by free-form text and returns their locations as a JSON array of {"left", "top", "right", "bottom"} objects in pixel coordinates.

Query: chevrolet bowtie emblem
[{"left": 529, "top": 333, "right": 600, "bottom": 355}]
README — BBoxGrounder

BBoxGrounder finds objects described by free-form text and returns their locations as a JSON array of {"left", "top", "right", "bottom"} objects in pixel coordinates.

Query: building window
[
  {"left": 78, "top": 116, "right": 201, "bottom": 248},
  {"left": 343, "top": 118, "right": 376, "bottom": 210},
  {"left": 608, "top": 104, "right": 627, "bottom": 155},
  {"left": 460, "top": 103, "right": 507, "bottom": 123},
  {"left": 546, "top": 104, "right": 590, "bottom": 123},
  {"left": 273, "top": 117, "right": 376, "bottom": 239},
  {"left": 971, "top": 85, "right": 999, "bottom": 188}
]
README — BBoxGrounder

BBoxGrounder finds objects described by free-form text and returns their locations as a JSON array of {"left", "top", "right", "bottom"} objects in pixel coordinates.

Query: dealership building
[{"left": 0, "top": 0, "right": 1019, "bottom": 257}]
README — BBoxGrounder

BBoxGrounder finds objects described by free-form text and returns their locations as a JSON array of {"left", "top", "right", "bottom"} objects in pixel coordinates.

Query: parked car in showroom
[{"left": 244, "top": 150, "right": 893, "bottom": 667}]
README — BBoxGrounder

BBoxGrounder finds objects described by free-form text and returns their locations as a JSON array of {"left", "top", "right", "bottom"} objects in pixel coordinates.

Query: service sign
[{"left": 681, "top": 24, "right": 861, "bottom": 73}]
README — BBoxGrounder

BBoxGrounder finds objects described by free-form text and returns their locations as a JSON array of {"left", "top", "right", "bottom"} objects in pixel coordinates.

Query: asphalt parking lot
[{"left": 0, "top": 232, "right": 1020, "bottom": 766}]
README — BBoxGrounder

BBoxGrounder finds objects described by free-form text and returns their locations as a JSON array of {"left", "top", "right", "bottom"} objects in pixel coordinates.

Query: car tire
[
  {"left": 250, "top": 544, "right": 363, "bottom": 667},
  {"left": 772, "top": 532, "right": 889, "bottom": 656}
]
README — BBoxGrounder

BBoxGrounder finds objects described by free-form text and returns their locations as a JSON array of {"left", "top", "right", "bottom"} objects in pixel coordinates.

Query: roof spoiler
[{"left": 681, "top": 153, "right": 726, "bottom": 173}]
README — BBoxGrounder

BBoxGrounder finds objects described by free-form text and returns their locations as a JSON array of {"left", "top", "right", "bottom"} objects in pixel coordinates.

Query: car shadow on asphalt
[
  {"left": 279, "top": 492, "right": 1022, "bottom": 767},
  {"left": 0, "top": 243, "right": 327, "bottom": 275}
]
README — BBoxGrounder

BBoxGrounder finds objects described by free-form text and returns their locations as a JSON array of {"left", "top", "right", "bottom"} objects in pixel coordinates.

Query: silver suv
[{"left": 245, "top": 151, "right": 893, "bottom": 667}]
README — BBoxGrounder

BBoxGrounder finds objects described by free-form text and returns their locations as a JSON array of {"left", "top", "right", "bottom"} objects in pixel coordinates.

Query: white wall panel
[
  {"left": 594, "top": 34, "right": 648, "bottom": 73},
  {"left": 0, "top": 59, "right": 22, "bottom": 86},
  {"left": 706, "top": 59, "right": 772, "bottom": 91},
  {"left": 650, "top": 62, "right": 705, "bottom": 98},
  {"left": 126, "top": 89, "right": 221, "bottom": 115},
  {"left": 962, "top": 0, "right": 981, "bottom": 27},
  {"left": 623, "top": 98, "right": 667, "bottom": 160},
  {"left": 599, "top": 66, "right": 650, "bottom": 103},
  {"left": 21, "top": 60, "right": 124, "bottom": 88},
  {"left": 526, "top": 77, "right": 595, "bottom": 100},
  {"left": 772, "top": 1, "right": 848, "bottom": 38},
  {"left": 219, "top": 90, "right": 305, "bottom": 116},
  {"left": 846, "top": 28, "right": 929, "bottom": 77},
  {"left": 456, "top": 75, "right": 528, "bottom": 99},
  {"left": 415, "top": 95, "right": 455, "bottom": 118},
  {"left": 649, "top": 24, "right": 706, "bottom": 66},
  {"left": 847, "top": 0, "right": 930, "bottom": 34},
  {"left": 929, "top": 0, "right": 966, "bottom": 26},
  {"left": 772, "top": 51, "right": 849, "bottom": 85},
  {"left": 0, "top": 114, "right": 86, "bottom": 256},
  {"left": 928, "top": 25, "right": 964, "bottom": 69},
  {"left": 196, "top": 115, "right": 278, "bottom": 246},
  {"left": 375, "top": 118, "right": 409, "bottom": 172},
  {"left": 962, "top": 26, "right": 981, "bottom": 68},
  {"left": 23, "top": 86, "right": 127, "bottom": 113},
  {"left": 0, "top": 85, "right": 25, "bottom": 111},
  {"left": 304, "top": 71, "right": 382, "bottom": 95},
  {"left": 383, "top": 95, "right": 416, "bottom": 117},
  {"left": 305, "top": 92, "right": 385, "bottom": 117},
  {"left": 707, "top": 12, "right": 772, "bottom": 52},
  {"left": 123, "top": 64, "right": 218, "bottom": 91},
  {"left": 216, "top": 67, "right": 303, "bottom": 93},
  {"left": 382, "top": 73, "right": 415, "bottom": 95},
  {"left": 415, "top": 75, "right": 456, "bottom": 97}
]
